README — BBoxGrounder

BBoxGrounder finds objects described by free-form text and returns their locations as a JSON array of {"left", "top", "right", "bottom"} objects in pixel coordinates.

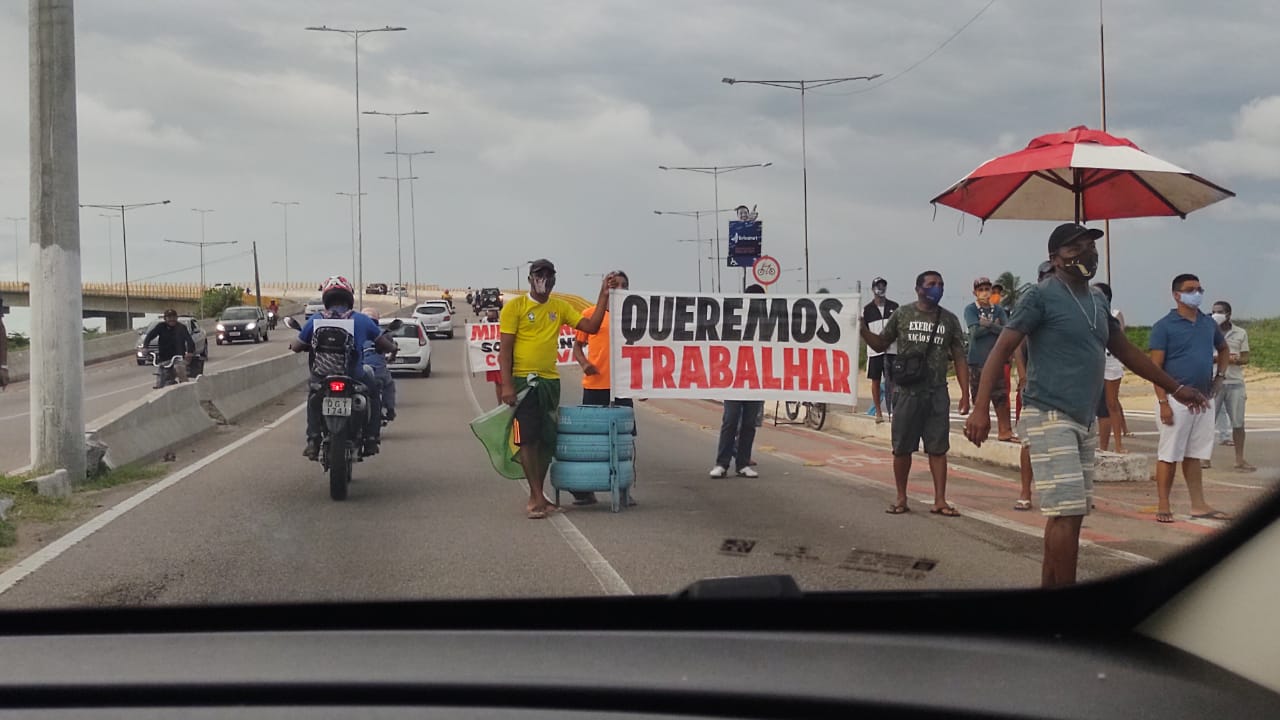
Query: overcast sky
[{"left": 1, "top": 1, "right": 1276, "bottom": 324}]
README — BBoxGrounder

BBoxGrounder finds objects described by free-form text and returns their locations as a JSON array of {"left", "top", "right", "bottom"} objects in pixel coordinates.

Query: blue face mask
[
  {"left": 1178, "top": 290, "right": 1203, "bottom": 309},
  {"left": 922, "top": 285, "right": 944, "bottom": 304}
]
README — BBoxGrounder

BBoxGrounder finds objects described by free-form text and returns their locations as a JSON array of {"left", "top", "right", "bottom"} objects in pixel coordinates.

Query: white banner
[
  {"left": 466, "top": 321, "right": 578, "bottom": 374},
  {"left": 608, "top": 291, "right": 861, "bottom": 403}
]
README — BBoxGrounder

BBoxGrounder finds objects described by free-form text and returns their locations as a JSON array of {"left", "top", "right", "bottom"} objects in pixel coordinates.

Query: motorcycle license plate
[{"left": 322, "top": 397, "right": 352, "bottom": 416}]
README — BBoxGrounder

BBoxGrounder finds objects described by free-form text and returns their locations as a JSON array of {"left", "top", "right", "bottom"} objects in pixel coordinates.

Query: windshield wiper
[{"left": 671, "top": 574, "right": 802, "bottom": 600}]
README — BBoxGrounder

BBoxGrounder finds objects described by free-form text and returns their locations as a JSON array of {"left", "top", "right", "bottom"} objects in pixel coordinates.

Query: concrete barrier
[
  {"left": 86, "top": 382, "right": 216, "bottom": 470},
  {"left": 197, "top": 351, "right": 308, "bottom": 423}
]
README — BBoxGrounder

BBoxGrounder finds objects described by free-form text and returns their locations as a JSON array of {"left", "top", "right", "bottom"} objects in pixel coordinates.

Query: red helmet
[{"left": 320, "top": 275, "right": 355, "bottom": 308}]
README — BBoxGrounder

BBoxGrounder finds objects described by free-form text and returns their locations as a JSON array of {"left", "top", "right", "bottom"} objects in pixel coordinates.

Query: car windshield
[{"left": 1, "top": 3, "right": 1272, "bottom": 616}]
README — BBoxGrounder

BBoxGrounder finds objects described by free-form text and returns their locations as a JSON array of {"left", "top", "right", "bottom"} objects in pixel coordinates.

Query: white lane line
[
  {"left": 0, "top": 381, "right": 155, "bottom": 423},
  {"left": 0, "top": 402, "right": 308, "bottom": 597},
  {"left": 460, "top": 342, "right": 632, "bottom": 596}
]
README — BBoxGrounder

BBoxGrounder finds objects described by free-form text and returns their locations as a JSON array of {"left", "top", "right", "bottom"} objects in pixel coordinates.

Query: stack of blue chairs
[{"left": 550, "top": 405, "right": 636, "bottom": 513}]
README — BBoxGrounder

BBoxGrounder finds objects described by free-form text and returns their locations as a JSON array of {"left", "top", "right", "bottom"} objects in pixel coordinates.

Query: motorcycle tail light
[{"left": 329, "top": 380, "right": 347, "bottom": 393}]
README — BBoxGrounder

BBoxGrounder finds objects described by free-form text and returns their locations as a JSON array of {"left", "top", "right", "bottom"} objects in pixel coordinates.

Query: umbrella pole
[{"left": 1100, "top": 0, "right": 1113, "bottom": 283}]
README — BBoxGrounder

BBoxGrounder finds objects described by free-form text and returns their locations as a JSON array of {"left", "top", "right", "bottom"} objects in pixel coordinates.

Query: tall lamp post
[
  {"left": 378, "top": 174, "right": 418, "bottom": 307},
  {"left": 164, "top": 237, "right": 238, "bottom": 318},
  {"left": 388, "top": 149, "right": 434, "bottom": 303},
  {"left": 364, "top": 110, "right": 428, "bottom": 307},
  {"left": 271, "top": 201, "right": 299, "bottom": 295},
  {"left": 305, "top": 24, "right": 408, "bottom": 309},
  {"left": 654, "top": 208, "right": 732, "bottom": 292},
  {"left": 658, "top": 164, "right": 771, "bottom": 294},
  {"left": 79, "top": 199, "right": 170, "bottom": 327},
  {"left": 5, "top": 216, "right": 23, "bottom": 282},
  {"left": 722, "top": 75, "right": 879, "bottom": 292},
  {"left": 335, "top": 192, "right": 366, "bottom": 283}
]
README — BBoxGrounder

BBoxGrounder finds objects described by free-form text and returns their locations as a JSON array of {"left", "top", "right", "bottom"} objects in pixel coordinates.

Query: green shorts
[
  {"left": 512, "top": 375, "right": 561, "bottom": 449},
  {"left": 891, "top": 386, "right": 951, "bottom": 457}
]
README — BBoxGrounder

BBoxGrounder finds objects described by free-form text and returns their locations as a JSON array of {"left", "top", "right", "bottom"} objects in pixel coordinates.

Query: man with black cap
[
  {"left": 965, "top": 223, "right": 1209, "bottom": 587},
  {"left": 499, "top": 260, "right": 619, "bottom": 519},
  {"left": 143, "top": 309, "right": 196, "bottom": 367},
  {"left": 862, "top": 277, "right": 898, "bottom": 422}
]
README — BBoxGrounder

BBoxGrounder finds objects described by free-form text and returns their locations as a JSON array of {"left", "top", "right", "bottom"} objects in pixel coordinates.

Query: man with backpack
[{"left": 289, "top": 276, "right": 395, "bottom": 459}]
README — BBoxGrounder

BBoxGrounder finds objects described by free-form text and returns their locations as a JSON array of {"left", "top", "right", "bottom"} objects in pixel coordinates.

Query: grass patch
[
  {"left": 80, "top": 463, "right": 168, "bottom": 492},
  {"left": 0, "top": 519, "right": 14, "bottom": 547},
  {"left": 0, "top": 472, "right": 71, "bottom": 539}
]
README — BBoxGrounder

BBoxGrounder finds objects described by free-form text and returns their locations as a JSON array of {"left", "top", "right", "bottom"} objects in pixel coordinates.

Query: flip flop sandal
[
  {"left": 930, "top": 506, "right": 961, "bottom": 517},
  {"left": 1190, "top": 510, "right": 1231, "bottom": 520},
  {"left": 1155, "top": 511, "right": 1175, "bottom": 523},
  {"left": 1013, "top": 499, "right": 1032, "bottom": 511},
  {"left": 885, "top": 503, "right": 910, "bottom": 515},
  {"left": 527, "top": 509, "right": 548, "bottom": 520}
]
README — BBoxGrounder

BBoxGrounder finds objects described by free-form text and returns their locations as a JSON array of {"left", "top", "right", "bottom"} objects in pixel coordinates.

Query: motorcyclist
[
  {"left": 361, "top": 307, "right": 397, "bottom": 423},
  {"left": 442, "top": 289, "right": 454, "bottom": 311},
  {"left": 267, "top": 299, "right": 279, "bottom": 329},
  {"left": 143, "top": 309, "right": 195, "bottom": 369},
  {"left": 289, "top": 276, "right": 395, "bottom": 459}
]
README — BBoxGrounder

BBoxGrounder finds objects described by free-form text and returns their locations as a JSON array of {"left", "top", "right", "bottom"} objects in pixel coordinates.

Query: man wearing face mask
[
  {"left": 1148, "top": 275, "right": 1232, "bottom": 523},
  {"left": 860, "top": 271, "right": 969, "bottom": 517},
  {"left": 964, "top": 277, "right": 1014, "bottom": 442},
  {"left": 964, "top": 224, "right": 1209, "bottom": 587},
  {"left": 1210, "top": 301, "right": 1254, "bottom": 471},
  {"left": 862, "top": 277, "right": 898, "bottom": 423},
  {"left": 499, "top": 260, "right": 618, "bottom": 519}
]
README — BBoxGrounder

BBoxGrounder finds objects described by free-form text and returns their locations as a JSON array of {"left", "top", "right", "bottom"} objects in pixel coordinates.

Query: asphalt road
[{"left": 0, "top": 306, "right": 1184, "bottom": 609}]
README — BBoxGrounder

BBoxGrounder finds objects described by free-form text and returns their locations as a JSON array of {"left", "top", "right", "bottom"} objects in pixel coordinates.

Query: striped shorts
[{"left": 1017, "top": 406, "right": 1097, "bottom": 517}]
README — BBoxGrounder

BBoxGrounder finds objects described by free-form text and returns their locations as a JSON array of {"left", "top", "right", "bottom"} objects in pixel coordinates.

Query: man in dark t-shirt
[{"left": 862, "top": 277, "right": 899, "bottom": 422}]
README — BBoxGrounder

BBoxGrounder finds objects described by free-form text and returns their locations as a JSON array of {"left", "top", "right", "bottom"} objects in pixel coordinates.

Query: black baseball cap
[
  {"left": 871, "top": 276, "right": 887, "bottom": 287},
  {"left": 528, "top": 259, "right": 556, "bottom": 274},
  {"left": 1048, "top": 223, "right": 1104, "bottom": 253}
]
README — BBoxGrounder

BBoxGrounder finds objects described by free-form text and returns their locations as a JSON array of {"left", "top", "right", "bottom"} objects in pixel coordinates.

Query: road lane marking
[
  {"left": 0, "top": 402, "right": 307, "bottom": 597},
  {"left": 460, "top": 342, "right": 632, "bottom": 596},
  {"left": 0, "top": 381, "right": 155, "bottom": 423}
]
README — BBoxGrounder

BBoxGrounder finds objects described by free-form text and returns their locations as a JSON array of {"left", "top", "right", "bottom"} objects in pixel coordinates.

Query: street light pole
[
  {"left": 365, "top": 110, "right": 428, "bottom": 308},
  {"left": 657, "top": 164, "right": 771, "bottom": 293},
  {"left": 80, "top": 200, "right": 170, "bottom": 328},
  {"left": 389, "top": 150, "right": 435, "bottom": 304},
  {"left": 655, "top": 209, "right": 734, "bottom": 292},
  {"left": 271, "top": 201, "right": 299, "bottom": 294},
  {"left": 164, "top": 238, "right": 238, "bottom": 319},
  {"left": 305, "top": 25, "right": 408, "bottom": 310},
  {"left": 4, "top": 216, "right": 24, "bottom": 282},
  {"left": 722, "top": 75, "right": 880, "bottom": 292},
  {"left": 336, "top": 192, "right": 366, "bottom": 283}
]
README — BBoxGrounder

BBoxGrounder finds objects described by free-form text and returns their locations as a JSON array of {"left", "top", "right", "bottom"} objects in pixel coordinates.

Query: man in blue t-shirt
[
  {"left": 1149, "top": 273, "right": 1231, "bottom": 524},
  {"left": 964, "top": 224, "right": 1208, "bottom": 588},
  {"left": 360, "top": 307, "right": 397, "bottom": 424},
  {"left": 964, "top": 277, "right": 1013, "bottom": 441},
  {"left": 289, "top": 276, "right": 395, "bottom": 459}
]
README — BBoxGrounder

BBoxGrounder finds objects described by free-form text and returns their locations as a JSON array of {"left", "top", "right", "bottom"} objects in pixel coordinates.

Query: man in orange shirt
[{"left": 571, "top": 270, "right": 636, "bottom": 506}]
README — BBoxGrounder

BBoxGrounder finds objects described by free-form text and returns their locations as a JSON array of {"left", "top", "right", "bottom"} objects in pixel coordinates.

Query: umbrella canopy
[{"left": 931, "top": 126, "right": 1234, "bottom": 222}]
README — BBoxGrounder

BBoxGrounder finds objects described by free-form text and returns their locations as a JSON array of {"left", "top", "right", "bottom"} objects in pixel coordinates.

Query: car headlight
[
  {"left": 246, "top": 322, "right": 256, "bottom": 330},
  {"left": 216, "top": 323, "right": 225, "bottom": 331}
]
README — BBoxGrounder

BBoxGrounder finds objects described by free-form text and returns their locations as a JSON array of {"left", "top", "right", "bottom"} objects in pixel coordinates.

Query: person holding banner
[
  {"left": 709, "top": 284, "right": 769, "bottom": 479},
  {"left": 482, "top": 307, "right": 504, "bottom": 404},
  {"left": 499, "top": 259, "right": 618, "bottom": 519},
  {"left": 860, "top": 271, "right": 969, "bottom": 517}
]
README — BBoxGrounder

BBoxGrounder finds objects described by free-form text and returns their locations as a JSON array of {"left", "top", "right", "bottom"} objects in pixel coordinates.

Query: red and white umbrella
[{"left": 930, "top": 126, "right": 1234, "bottom": 222}]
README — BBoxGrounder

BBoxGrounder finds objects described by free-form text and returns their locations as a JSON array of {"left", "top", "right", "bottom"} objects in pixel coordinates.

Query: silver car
[
  {"left": 411, "top": 300, "right": 455, "bottom": 339},
  {"left": 135, "top": 316, "right": 209, "bottom": 366}
]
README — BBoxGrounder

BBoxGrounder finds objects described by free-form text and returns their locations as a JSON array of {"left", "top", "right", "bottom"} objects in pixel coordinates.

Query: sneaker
[
  {"left": 302, "top": 438, "right": 320, "bottom": 460},
  {"left": 362, "top": 438, "right": 381, "bottom": 456},
  {"left": 709, "top": 466, "right": 727, "bottom": 478},
  {"left": 737, "top": 466, "right": 759, "bottom": 478}
]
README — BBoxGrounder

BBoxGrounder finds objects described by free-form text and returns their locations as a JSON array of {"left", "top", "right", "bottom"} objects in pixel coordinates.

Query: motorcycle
[
  {"left": 284, "top": 315, "right": 399, "bottom": 501},
  {"left": 267, "top": 310, "right": 278, "bottom": 331}
]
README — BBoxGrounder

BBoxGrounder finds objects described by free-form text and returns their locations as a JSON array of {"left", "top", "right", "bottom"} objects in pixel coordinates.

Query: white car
[
  {"left": 412, "top": 300, "right": 455, "bottom": 338},
  {"left": 303, "top": 297, "right": 325, "bottom": 316},
  {"left": 380, "top": 318, "right": 432, "bottom": 377}
]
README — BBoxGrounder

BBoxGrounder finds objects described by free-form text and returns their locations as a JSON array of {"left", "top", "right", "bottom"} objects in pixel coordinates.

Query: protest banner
[
  {"left": 608, "top": 291, "right": 860, "bottom": 404},
  {"left": 466, "top": 322, "right": 578, "bottom": 374}
]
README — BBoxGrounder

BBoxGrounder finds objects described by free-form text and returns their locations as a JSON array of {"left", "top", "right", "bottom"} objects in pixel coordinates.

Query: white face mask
[{"left": 1212, "top": 312, "right": 1228, "bottom": 325}]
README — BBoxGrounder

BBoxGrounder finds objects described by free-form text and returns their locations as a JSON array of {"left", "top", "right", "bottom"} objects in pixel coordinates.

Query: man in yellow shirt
[
  {"left": 570, "top": 270, "right": 636, "bottom": 507},
  {"left": 500, "top": 259, "right": 617, "bottom": 519}
]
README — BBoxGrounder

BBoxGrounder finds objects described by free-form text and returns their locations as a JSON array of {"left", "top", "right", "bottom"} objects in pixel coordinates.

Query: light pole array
[
  {"left": 271, "top": 201, "right": 299, "bottom": 294},
  {"left": 654, "top": 208, "right": 733, "bottom": 293},
  {"left": 79, "top": 200, "right": 170, "bottom": 326},
  {"left": 336, "top": 191, "right": 366, "bottom": 283},
  {"left": 305, "top": 24, "right": 408, "bottom": 309},
  {"left": 658, "top": 164, "right": 771, "bottom": 293},
  {"left": 164, "top": 237, "right": 238, "bottom": 318},
  {"left": 388, "top": 149, "right": 434, "bottom": 303},
  {"left": 722, "top": 75, "right": 879, "bottom": 292},
  {"left": 364, "top": 109, "right": 428, "bottom": 308}
]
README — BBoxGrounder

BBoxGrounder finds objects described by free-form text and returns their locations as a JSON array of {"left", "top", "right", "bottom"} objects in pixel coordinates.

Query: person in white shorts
[{"left": 1149, "top": 273, "right": 1232, "bottom": 523}]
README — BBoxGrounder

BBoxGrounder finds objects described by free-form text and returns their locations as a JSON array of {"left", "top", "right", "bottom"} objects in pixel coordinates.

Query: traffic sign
[{"left": 752, "top": 255, "right": 780, "bottom": 286}]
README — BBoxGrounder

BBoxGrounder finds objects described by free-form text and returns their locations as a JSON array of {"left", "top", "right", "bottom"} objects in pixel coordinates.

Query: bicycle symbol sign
[{"left": 752, "top": 255, "right": 781, "bottom": 286}]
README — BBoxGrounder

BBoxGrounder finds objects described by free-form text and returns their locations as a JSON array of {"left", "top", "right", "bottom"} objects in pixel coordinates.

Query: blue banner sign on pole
[{"left": 727, "top": 220, "right": 763, "bottom": 267}]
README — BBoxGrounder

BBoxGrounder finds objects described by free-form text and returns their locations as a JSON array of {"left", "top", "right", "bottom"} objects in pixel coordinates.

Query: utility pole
[
  {"left": 80, "top": 200, "right": 169, "bottom": 328},
  {"left": 30, "top": 0, "right": 86, "bottom": 482},
  {"left": 1099, "top": 0, "right": 1113, "bottom": 283},
  {"left": 271, "top": 201, "right": 299, "bottom": 294},
  {"left": 252, "top": 242, "right": 262, "bottom": 309}
]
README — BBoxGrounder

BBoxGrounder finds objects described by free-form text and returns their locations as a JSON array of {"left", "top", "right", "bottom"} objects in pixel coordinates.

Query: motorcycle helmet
[{"left": 320, "top": 276, "right": 355, "bottom": 309}]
